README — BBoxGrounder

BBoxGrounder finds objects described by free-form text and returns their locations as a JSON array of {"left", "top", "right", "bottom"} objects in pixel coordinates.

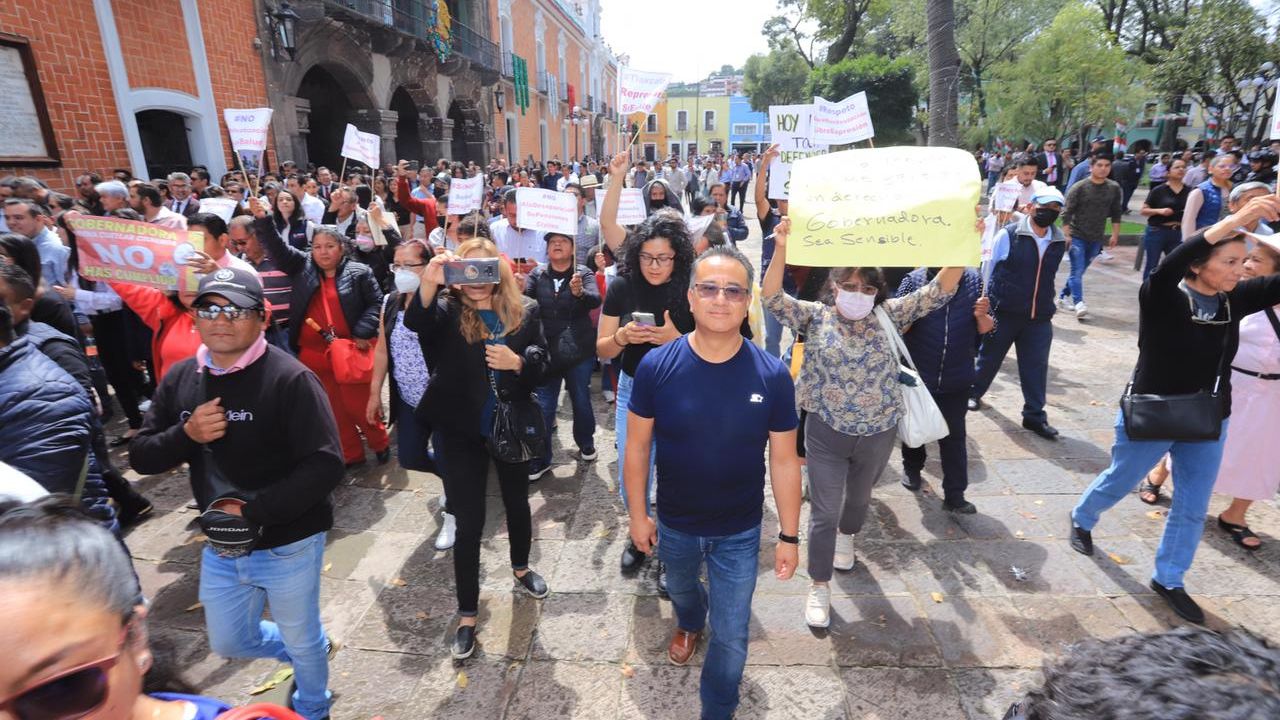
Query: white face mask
[
  {"left": 834, "top": 288, "right": 875, "bottom": 321},
  {"left": 393, "top": 268, "right": 421, "bottom": 294},
  {"left": 354, "top": 234, "right": 375, "bottom": 251}
]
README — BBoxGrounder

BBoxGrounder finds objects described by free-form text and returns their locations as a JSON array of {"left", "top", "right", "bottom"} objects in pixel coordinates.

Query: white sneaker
[
  {"left": 1057, "top": 296, "right": 1073, "bottom": 311},
  {"left": 137, "top": 399, "right": 153, "bottom": 413},
  {"left": 804, "top": 583, "right": 831, "bottom": 628},
  {"left": 1074, "top": 301, "right": 1089, "bottom": 320},
  {"left": 603, "top": 390, "right": 616, "bottom": 404},
  {"left": 434, "top": 512, "right": 456, "bottom": 550},
  {"left": 1097, "top": 250, "right": 1115, "bottom": 263},
  {"left": 832, "top": 533, "right": 856, "bottom": 571}
]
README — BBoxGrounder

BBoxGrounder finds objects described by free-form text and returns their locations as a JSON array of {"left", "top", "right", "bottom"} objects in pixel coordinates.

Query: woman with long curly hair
[{"left": 403, "top": 238, "right": 551, "bottom": 660}]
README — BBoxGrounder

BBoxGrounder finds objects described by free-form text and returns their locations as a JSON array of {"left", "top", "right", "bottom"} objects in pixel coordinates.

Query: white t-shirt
[
  {"left": 301, "top": 193, "right": 326, "bottom": 225},
  {"left": 489, "top": 218, "right": 545, "bottom": 262}
]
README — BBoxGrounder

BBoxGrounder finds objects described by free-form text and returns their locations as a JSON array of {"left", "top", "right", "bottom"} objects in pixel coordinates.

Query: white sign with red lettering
[
  {"left": 223, "top": 108, "right": 273, "bottom": 152},
  {"left": 446, "top": 175, "right": 484, "bottom": 215},
  {"left": 516, "top": 188, "right": 578, "bottom": 236},
  {"left": 617, "top": 188, "right": 647, "bottom": 225},
  {"left": 617, "top": 67, "right": 672, "bottom": 116},
  {"left": 811, "top": 92, "right": 875, "bottom": 145},
  {"left": 341, "top": 123, "right": 381, "bottom": 169}
]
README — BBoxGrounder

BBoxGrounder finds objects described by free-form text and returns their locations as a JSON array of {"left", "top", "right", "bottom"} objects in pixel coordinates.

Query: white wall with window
[{"left": 704, "top": 110, "right": 716, "bottom": 132}]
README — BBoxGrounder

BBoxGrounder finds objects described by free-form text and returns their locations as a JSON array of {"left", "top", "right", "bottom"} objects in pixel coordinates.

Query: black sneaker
[
  {"left": 620, "top": 541, "right": 645, "bottom": 574},
  {"left": 514, "top": 569, "right": 549, "bottom": 599},
  {"left": 1069, "top": 516, "right": 1093, "bottom": 556},
  {"left": 967, "top": 397, "right": 983, "bottom": 412},
  {"left": 451, "top": 624, "right": 477, "bottom": 659},
  {"left": 657, "top": 561, "right": 669, "bottom": 599},
  {"left": 901, "top": 469, "right": 923, "bottom": 491},
  {"left": 943, "top": 499, "right": 977, "bottom": 514},
  {"left": 1151, "top": 580, "right": 1205, "bottom": 624},
  {"left": 117, "top": 496, "right": 154, "bottom": 527}
]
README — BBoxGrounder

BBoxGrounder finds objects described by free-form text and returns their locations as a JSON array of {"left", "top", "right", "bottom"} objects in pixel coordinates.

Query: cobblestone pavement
[{"left": 119, "top": 200, "right": 1280, "bottom": 719}]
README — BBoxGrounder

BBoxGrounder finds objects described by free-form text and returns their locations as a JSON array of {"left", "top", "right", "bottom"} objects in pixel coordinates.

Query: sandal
[
  {"left": 1218, "top": 515, "right": 1262, "bottom": 551},
  {"left": 1138, "top": 479, "right": 1164, "bottom": 505}
]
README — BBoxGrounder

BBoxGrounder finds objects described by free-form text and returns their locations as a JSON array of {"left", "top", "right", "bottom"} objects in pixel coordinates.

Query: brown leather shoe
[{"left": 667, "top": 628, "right": 700, "bottom": 666}]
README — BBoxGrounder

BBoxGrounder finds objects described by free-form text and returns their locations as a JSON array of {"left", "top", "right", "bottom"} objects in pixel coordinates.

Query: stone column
[
  {"left": 353, "top": 108, "right": 399, "bottom": 169},
  {"left": 285, "top": 96, "right": 312, "bottom": 169},
  {"left": 422, "top": 116, "right": 455, "bottom": 162}
]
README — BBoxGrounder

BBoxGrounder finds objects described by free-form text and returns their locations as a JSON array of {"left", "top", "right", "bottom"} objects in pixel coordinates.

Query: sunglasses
[
  {"left": 693, "top": 282, "right": 751, "bottom": 303},
  {"left": 0, "top": 626, "right": 129, "bottom": 720},
  {"left": 195, "top": 304, "right": 261, "bottom": 321},
  {"left": 1182, "top": 284, "right": 1233, "bottom": 325}
]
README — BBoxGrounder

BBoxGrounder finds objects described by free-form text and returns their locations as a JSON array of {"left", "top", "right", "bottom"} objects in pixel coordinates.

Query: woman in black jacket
[
  {"left": 249, "top": 197, "right": 389, "bottom": 467},
  {"left": 271, "top": 189, "right": 313, "bottom": 250},
  {"left": 405, "top": 237, "right": 550, "bottom": 661},
  {"left": 524, "top": 231, "right": 601, "bottom": 480},
  {"left": 1071, "top": 194, "right": 1280, "bottom": 624}
]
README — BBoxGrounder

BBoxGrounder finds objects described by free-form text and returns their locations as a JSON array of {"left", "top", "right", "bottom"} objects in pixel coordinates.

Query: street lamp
[
  {"left": 566, "top": 104, "right": 588, "bottom": 162},
  {"left": 494, "top": 86, "right": 506, "bottom": 112},
  {"left": 267, "top": 1, "right": 300, "bottom": 61}
]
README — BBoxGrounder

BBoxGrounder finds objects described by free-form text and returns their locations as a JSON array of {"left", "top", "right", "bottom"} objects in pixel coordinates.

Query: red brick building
[{"left": 0, "top": 0, "right": 269, "bottom": 192}]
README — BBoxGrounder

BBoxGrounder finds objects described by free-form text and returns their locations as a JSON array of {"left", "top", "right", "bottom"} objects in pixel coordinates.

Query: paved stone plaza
[{"left": 120, "top": 204, "right": 1280, "bottom": 719}]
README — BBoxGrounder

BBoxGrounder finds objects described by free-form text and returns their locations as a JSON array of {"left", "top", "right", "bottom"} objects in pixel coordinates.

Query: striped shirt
[{"left": 243, "top": 253, "right": 292, "bottom": 325}]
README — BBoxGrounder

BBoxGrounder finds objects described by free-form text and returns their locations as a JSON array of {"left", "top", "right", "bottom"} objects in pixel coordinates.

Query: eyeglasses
[
  {"left": 837, "top": 282, "right": 879, "bottom": 296},
  {"left": 638, "top": 253, "right": 675, "bottom": 268},
  {"left": 195, "top": 304, "right": 260, "bottom": 321},
  {"left": 0, "top": 626, "right": 128, "bottom": 720},
  {"left": 1182, "top": 284, "right": 1233, "bottom": 325},
  {"left": 392, "top": 262, "right": 426, "bottom": 270},
  {"left": 693, "top": 282, "right": 751, "bottom": 303}
]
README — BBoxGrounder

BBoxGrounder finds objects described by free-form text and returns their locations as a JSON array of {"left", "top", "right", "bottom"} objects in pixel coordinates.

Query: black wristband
[{"left": 778, "top": 532, "right": 799, "bottom": 545}]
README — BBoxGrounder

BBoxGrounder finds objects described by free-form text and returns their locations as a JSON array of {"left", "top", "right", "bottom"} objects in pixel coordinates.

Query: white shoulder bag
[{"left": 873, "top": 306, "right": 949, "bottom": 448}]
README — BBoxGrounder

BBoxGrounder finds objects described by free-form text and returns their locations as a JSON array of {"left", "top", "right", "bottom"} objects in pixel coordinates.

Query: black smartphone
[{"left": 444, "top": 258, "right": 501, "bottom": 285}]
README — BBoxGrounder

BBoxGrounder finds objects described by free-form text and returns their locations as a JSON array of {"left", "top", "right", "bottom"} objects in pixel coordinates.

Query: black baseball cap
[{"left": 195, "top": 267, "right": 264, "bottom": 308}]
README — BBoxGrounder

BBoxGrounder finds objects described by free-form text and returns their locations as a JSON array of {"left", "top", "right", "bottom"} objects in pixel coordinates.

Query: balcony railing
[
  {"left": 317, "top": 1, "right": 499, "bottom": 73},
  {"left": 452, "top": 19, "right": 500, "bottom": 73},
  {"left": 502, "top": 53, "right": 514, "bottom": 78}
]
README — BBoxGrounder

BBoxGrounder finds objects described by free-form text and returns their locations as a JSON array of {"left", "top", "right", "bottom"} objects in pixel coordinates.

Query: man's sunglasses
[
  {"left": 195, "top": 304, "right": 262, "bottom": 321},
  {"left": 693, "top": 282, "right": 751, "bottom": 303},
  {"left": 0, "top": 627, "right": 128, "bottom": 720}
]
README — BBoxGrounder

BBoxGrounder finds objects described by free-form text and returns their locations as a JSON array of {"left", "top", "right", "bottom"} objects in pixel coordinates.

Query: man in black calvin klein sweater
[{"left": 131, "top": 267, "right": 343, "bottom": 720}]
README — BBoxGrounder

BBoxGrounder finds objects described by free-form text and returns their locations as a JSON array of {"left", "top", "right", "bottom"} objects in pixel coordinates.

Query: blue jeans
[
  {"left": 265, "top": 324, "right": 292, "bottom": 354},
  {"left": 394, "top": 398, "right": 437, "bottom": 474},
  {"left": 1060, "top": 237, "right": 1103, "bottom": 304},
  {"left": 763, "top": 305, "right": 785, "bottom": 358},
  {"left": 1072, "top": 412, "right": 1228, "bottom": 589},
  {"left": 1142, "top": 225, "right": 1181, "bottom": 279},
  {"left": 970, "top": 312, "right": 1053, "bottom": 424},
  {"left": 615, "top": 372, "right": 656, "bottom": 512},
  {"left": 658, "top": 521, "right": 761, "bottom": 720},
  {"left": 536, "top": 356, "right": 597, "bottom": 468},
  {"left": 199, "top": 533, "right": 330, "bottom": 720}
]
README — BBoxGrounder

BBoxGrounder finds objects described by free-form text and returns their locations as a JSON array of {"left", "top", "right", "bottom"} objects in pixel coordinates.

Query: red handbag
[
  {"left": 316, "top": 280, "right": 374, "bottom": 385},
  {"left": 216, "top": 703, "right": 306, "bottom": 720}
]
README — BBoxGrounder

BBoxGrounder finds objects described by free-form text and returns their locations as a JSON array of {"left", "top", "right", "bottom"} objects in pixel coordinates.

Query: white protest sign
[
  {"left": 223, "top": 108, "right": 273, "bottom": 153},
  {"left": 341, "top": 124, "right": 381, "bottom": 169},
  {"left": 1270, "top": 89, "right": 1280, "bottom": 139},
  {"left": 990, "top": 181, "right": 1021, "bottom": 213},
  {"left": 768, "top": 104, "right": 827, "bottom": 200},
  {"left": 811, "top": 92, "right": 875, "bottom": 145},
  {"left": 516, "top": 188, "right": 578, "bottom": 236},
  {"left": 616, "top": 188, "right": 647, "bottom": 225},
  {"left": 617, "top": 67, "right": 672, "bottom": 116},
  {"left": 446, "top": 175, "right": 484, "bottom": 215},
  {"left": 980, "top": 214, "right": 998, "bottom": 262},
  {"left": 200, "top": 197, "right": 238, "bottom": 224},
  {"left": 685, "top": 214, "right": 715, "bottom": 243}
]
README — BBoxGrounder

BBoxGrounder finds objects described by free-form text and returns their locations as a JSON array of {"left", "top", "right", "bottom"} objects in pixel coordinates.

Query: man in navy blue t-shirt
[{"left": 626, "top": 246, "right": 801, "bottom": 720}]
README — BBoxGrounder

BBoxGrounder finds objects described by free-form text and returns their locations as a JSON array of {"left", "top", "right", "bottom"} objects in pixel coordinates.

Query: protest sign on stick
[
  {"left": 515, "top": 188, "right": 578, "bottom": 236},
  {"left": 768, "top": 104, "right": 827, "bottom": 199},
  {"left": 223, "top": 108, "right": 273, "bottom": 196},
  {"left": 200, "top": 197, "right": 239, "bottom": 224},
  {"left": 67, "top": 216, "right": 205, "bottom": 292},
  {"left": 446, "top": 175, "right": 484, "bottom": 216},
  {"left": 811, "top": 92, "right": 875, "bottom": 145},
  {"left": 787, "top": 147, "right": 982, "bottom": 267},
  {"left": 616, "top": 188, "right": 647, "bottom": 225},
  {"left": 617, "top": 68, "right": 672, "bottom": 116},
  {"left": 341, "top": 124, "right": 381, "bottom": 178}
]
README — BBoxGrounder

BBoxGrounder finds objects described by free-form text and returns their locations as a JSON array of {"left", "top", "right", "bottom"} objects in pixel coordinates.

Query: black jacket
[
  {"left": 524, "top": 263, "right": 600, "bottom": 369},
  {"left": 404, "top": 291, "right": 548, "bottom": 439},
  {"left": 254, "top": 216, "right": 382, "bottom": 350},
  {"left": 1035, "top": 151, "right": 1065, "bottom": 188},
  {"left": 319, "top": 209, "right": 398, "bottom": 289}
]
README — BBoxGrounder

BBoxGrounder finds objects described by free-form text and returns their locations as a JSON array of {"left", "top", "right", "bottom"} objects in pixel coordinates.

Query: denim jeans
[
  {"left": 615, "top": 371, "right": 656, "bottom": 512},
  {"left": 536, "top": 356, "right": 596, "bottom": 468},
  {"left": 1141, "top": 225, "right": 1182, "bottom": 279},
  {"left": 658, "top": 521, "right": 761, "bottom": 720},
  {"left": 394, "top": 398, "right": 436, "bottom": 474},
  {"left": 763, "top": 305, "right": 785, "bottom": 358},
  {"left": 199, "top": 533, "right": 330, "bottom": 720},
  {"left": 1060, "top": 237, "right": 1103, "bottom": 304},
  {"left": 1072, "top": 411, "right": 1228, "bottom": 589},
  {"left": 264, "top": 324, "right": 292, "bottom": 354},
  {"left": 970, "top": 312, "right": 1053, "bottom": 424}
]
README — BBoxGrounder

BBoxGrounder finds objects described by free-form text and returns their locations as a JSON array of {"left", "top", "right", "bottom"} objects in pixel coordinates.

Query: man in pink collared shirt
[{"left": 132, "top": 183, "right": 188, "bottom": 231}]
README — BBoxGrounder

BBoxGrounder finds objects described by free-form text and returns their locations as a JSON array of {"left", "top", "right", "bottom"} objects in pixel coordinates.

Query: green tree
[
  {"left": 743, "top": 50, "right": 812, "bottom": 112},
  {"left": 988, "top": 2, "right": 1141, "bottom": 145},
  {"left": 762, "top": 0, "right": 891, "bottom": 66},
  {"left": 805, "top": 55, "right": 919, "bottom": 144}
]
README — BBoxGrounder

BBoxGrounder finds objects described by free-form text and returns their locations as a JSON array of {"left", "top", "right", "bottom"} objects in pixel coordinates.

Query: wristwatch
[{"left": 778, "top": 532, "right": 800, "bottom": 545}]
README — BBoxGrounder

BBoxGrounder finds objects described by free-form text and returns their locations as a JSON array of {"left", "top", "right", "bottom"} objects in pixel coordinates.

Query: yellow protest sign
[{"left": 786, "top": 147, "right": 982, "bottom": 267}]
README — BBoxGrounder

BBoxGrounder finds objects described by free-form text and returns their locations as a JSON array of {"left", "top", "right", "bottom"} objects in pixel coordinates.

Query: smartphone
[
  {"left": 444, "top": 258, "right": 501, "bottom": 285},
  {"left": 632, "top": 311, "right": 656, "bottom": 326}
]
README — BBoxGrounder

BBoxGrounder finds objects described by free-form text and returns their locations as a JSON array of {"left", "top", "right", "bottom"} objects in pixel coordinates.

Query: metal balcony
[
  {"left": 314, "top": 1, "right": 499, "bottom": 73},
  {"left": 452, "top": 19, "right": 500, "bottom": 73}
]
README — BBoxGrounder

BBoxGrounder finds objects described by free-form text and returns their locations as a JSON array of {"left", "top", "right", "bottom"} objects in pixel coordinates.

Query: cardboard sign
[
  {"left": 768, "top": 104, "right": 827, "bottom": 199},
  {"left": 341, "top": 123, "right": 381, "bottom": 169},
  {"left": 617, "top": 67, "right": 672, "bottom": 116},
  {"left": 515, "top": 188, "right": 578, "bottom": 236},
  {"left": 617, "top": 188, "right": 647, "bottom": 225},
  {"left": 68, "top": 216, "right": 205, "bottom": 291},
  {"left": 787, "top": 147, "right": 982, "bottom": 267},
  {"left": 811, "top": 92, "right": 875, "bottom": 145},
  {"left": 200, "top": 197, "right": 239, "bottom": 224},
  {"left": 223, "top": 108, "right": 273, "bottom": 153},
  {"left": 446, "top": 175, "right": 484, "bottom": 215}
]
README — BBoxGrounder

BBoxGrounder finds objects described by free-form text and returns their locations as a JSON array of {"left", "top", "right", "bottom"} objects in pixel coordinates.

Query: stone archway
[
  {"left": 391, "top": 87, "right": 421, "bottom": 162},
  {"left": 297, "top": 65, "right": 377, "bottom": 171},
  {"left": 445, "top": 96, "right": 487, "bottom": 165}
]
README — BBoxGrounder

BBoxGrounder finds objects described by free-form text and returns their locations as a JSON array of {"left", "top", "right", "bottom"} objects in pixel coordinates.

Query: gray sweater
[{"left": 1062, "top": 178, "right": 1123, "bottom": 242}]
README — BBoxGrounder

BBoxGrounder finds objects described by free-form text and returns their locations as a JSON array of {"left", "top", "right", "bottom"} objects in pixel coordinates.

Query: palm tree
[{"left": 927, "top": 0, "right": 960, "bottom": 147}]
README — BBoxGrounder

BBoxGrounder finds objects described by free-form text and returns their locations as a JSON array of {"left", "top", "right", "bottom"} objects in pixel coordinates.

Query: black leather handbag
[
  {"left": 485, "top": 364, "right": 546, "bottom": 464},
  {"left": 1120, "top": 321, "right": 1229, "bottom": 442}
]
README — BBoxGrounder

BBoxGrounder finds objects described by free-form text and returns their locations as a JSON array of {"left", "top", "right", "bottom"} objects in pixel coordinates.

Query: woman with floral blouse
[{"left": 762, "top": 218, "right": 964, "bottom": 629}]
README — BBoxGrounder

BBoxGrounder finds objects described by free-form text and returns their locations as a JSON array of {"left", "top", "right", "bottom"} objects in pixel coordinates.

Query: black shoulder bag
[
  {"left": 1120, "top": 296, "right": 1231, "bottom": 442},
  {"left": 484, "top": 346, "right": 547, "bottom": 464},
  {"left": 195, "top": 368, "right": 263, "bottom": 557}
]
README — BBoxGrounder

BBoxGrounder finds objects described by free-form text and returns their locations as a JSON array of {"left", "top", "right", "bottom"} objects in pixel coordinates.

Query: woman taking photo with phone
[{"left": 404, "top": 238, "right": 550, "bottom": 661}]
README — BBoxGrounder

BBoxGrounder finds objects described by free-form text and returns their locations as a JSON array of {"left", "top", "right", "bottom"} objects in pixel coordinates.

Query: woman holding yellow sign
[{"left": 762, "top": 217, "right": 963, "bottom": 629}]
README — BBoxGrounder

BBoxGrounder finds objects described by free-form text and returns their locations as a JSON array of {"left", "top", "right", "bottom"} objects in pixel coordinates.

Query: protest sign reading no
[{"left": 68, "top": 216, "right": 205, "bottom": 292}]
